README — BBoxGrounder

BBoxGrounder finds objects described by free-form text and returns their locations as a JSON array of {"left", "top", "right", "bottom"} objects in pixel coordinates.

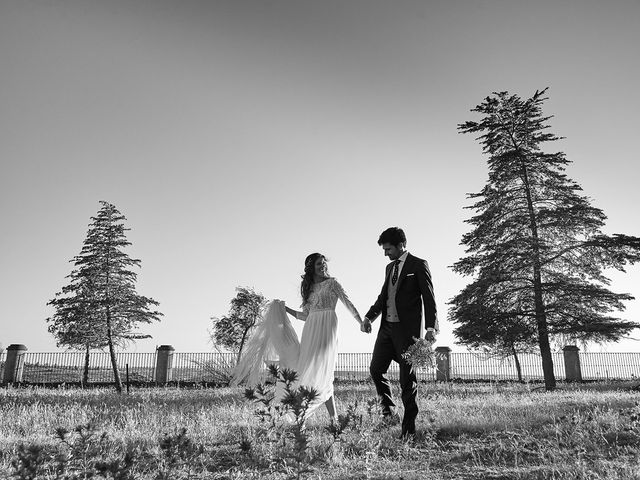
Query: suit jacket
[{"left": 365, "top": 253, "right": 437, "bottom": 339}]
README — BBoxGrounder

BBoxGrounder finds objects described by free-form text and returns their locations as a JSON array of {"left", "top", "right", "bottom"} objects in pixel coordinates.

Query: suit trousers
[{"left": 369, "top": 321, "right": 418, "bottom": 433}]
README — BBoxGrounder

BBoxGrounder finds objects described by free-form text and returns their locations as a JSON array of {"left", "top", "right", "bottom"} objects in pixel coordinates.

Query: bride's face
[{"left": 314, "top": 257, "right": 328, "bottom": 277}]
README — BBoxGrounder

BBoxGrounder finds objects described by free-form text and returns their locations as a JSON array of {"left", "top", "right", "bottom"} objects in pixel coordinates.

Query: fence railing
[
  {"left": 16, "top": 351, "right": 158, "bottom": 384},
  {"left": 580, "top": 352, "right": 640, "bottom": 381},
  {"left": 171, "top": 352, "right": 236, "bottom": 383},
  {"left": 1, "top": 344, "right": 639, "bottom": 386},
  {"left": 450, "top": 352, "right": 567, "bottom": 381}
]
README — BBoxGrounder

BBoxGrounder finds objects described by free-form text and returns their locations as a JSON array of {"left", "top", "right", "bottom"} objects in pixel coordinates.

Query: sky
[{"left": 1, "top": 0, "right": 639, "bottom": 355}]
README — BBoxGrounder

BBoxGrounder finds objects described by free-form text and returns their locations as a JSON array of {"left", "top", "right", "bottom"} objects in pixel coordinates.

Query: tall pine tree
[
  {"left": 451, "top": 89, "right": 640, "bottom": 390},
  {"left": 48, "top": 201, "right": 162, "bottom": 392}
]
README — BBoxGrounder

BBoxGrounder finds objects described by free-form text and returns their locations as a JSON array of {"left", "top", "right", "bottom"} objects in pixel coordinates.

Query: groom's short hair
[{"left": 378, "top": 227, "right": 406, "bottom": 247}]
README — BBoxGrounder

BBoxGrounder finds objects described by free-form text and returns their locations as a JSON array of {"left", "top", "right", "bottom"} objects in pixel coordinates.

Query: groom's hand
[
  {"left": 425, "top": 329, "right": 436, "bottom": 342},
  {"left": 361, "top": 317, "right": 372, "bottom": 334}
]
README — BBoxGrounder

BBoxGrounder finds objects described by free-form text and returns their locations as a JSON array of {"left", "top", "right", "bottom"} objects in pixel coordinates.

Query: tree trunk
[
  {"left": 236, "top": 327, "right": 251, "bottom": 366},
  {"left": 511, "top": 345, "right": 523, "bottom": 383},
  {"left": 105, "top": 307, "right": 123, "bottom": 393},
  {"left": 519, "top": 155, "right": 556, "bottom": 391},
  {"left": 236, "top": 330, "right": 247, "bottom": 365},
  {"left": 532, "top": 268, "right": 556, "bottom": 390},
  {"left": 83, "top": 345, "right": 90, "bottom": 387}
]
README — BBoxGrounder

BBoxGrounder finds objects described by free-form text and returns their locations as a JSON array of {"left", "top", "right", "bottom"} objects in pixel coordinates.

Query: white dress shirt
[{"left": 366, "top": 250, "right": 436, "bottom": 333}]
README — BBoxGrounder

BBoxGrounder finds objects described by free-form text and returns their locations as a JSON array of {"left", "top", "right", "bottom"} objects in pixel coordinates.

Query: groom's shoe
[
  {"left": 399, "top": 419, "right": 416, "bottom": 440},
  {"left": 398, "top": 427, "right": 416, "bottom": 440}
]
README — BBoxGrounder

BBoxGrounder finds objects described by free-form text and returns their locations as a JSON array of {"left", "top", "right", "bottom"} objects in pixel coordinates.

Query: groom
[{"left": 361, "top": 227, "right": 438, "bottom": 438}]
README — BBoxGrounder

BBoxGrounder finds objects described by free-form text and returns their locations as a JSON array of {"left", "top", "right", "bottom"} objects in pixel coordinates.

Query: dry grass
[{"left": 1, "top": 381, "right": 639, "bottom": 479}]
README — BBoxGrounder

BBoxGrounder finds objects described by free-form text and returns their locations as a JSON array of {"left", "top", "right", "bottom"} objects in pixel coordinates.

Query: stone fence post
[
  {"left": 435, "top": 346, "right": 452, "bottom": 382},
  {"left": 563, "top": 345, "right": 583, "bottom": 382},
  {"left": 155, "top": 345, "right": 175, "bottom": 385},
  {"left": 2, "top": 344, "right": 28, "bottom": 385}
]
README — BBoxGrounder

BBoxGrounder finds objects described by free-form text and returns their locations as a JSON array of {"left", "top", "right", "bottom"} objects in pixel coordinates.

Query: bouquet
[{"left": 401, "top": 337, "right": 435, "bottom": 369}]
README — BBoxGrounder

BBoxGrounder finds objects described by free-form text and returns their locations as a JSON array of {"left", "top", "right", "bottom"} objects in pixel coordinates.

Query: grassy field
[{"left": 1, "top": 380, "right": 639, "bottom": 479}]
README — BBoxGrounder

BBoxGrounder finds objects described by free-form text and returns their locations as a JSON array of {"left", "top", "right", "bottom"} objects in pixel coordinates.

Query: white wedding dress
[{"left": 232, "top": 278, "right": 361, "bottom": 417}]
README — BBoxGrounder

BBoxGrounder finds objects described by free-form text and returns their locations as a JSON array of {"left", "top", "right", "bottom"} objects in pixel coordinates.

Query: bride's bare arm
[{"left": 285, "top": 304, "right": 307, "bottom": 321}]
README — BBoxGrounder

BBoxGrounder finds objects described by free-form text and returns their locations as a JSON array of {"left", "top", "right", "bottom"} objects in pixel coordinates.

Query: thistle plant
[
  {"left": 324, "top": 400, "right": 363, "bottom": 454},
  {"left": 155, "top": 428, "right": 204, "bottom": 480},
  {"left": 54, "top": 422, "right": 110, "bottom": 478},
  {"left": 10, "top": 444, "right": 47, "bottom": 480},
  {"left": 243, "top": 365, "right": 319, "bottom": 478}
]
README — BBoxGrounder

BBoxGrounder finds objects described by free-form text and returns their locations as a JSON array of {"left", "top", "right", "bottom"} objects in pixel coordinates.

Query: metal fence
[
  {"left": 449, "top": 352, "right": 567, "bottom": 381},
  {"left": 2, "top": 350, "right": 639, "bottom": 386},
  {"left": 580, "top": 352, "right": 640, "bottom": 381},
  {"left": 171, "top": 352, "right": 236, "bottom": 383},
  {"left": 18, "top": 351, "right": 157, "bottom": 384}
]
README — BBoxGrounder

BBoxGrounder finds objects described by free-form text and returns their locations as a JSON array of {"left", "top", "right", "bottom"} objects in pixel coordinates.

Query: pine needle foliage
[
  {"left": 47, "top": 201, "right": 162, "bottom": 392},
  {"left": 452, "top": 88, "right": 640, "bottom": 391}
]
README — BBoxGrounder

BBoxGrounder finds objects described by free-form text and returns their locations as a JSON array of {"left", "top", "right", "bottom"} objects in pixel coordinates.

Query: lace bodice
[{"left": 296, "top": 278, "right": 361, "bottom": 323}]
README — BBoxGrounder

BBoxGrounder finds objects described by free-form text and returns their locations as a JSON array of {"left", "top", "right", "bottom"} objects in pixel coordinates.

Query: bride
[{"left": 232, "top": 253, "right": 363, "bottom": 422}]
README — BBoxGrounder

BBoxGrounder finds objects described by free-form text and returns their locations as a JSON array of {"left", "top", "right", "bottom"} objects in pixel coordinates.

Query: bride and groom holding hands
[{"left": 233, "top": 227, "right": 438, "bottom": 439}]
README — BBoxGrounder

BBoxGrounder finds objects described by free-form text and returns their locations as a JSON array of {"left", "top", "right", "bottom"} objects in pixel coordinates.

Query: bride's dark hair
[{"left": 300, "top": 252, "right": 326, "bottom": 306}]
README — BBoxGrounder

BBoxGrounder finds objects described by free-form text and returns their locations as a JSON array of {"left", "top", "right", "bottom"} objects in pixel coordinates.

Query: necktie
[{"left": 391, "top": 259, "right": 401, "bottom": 285}]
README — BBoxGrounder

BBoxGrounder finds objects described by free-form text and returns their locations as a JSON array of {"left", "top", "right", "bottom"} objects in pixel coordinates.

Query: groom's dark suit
[{"left": 365, "top": 252, "right": 437, "bottom": 436}]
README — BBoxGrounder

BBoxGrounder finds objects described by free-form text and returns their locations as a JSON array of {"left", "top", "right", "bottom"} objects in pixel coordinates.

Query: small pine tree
[
  {"left": 47, "top": 279, "right": 108, "bottom": 384},
  {"left": 450, "top": 272, "right": 538, "bottom": 382},
  {"left": 210, "top": 287, "right": 266, "bottom": 363},
  {"left": 452, "top": 89, "right": 640, "bottom": 390},
  {"left": 48, "top": 201, "right": 162, "bottom": 392}
]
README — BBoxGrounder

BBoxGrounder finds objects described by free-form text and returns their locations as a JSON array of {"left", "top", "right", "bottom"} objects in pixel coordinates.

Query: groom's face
[{"left": 381, "top": 243, "right": 404, "bottom": 260}]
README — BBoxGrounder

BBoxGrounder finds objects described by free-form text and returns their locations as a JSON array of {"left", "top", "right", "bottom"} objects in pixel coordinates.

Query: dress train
[{"left": 231, "top": 300, "right": 300, "bottom": 387}]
